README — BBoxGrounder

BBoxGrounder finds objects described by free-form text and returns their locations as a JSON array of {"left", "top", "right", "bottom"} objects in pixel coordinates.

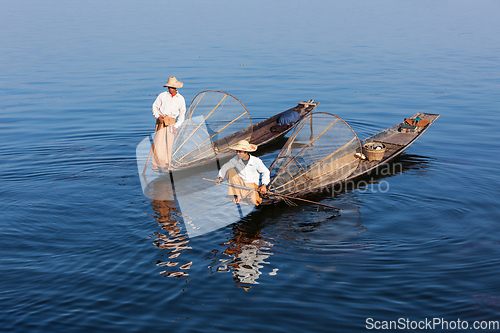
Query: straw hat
[
  {"left": 163, "top": 76, "right": 183, "bottom": 88},
  {"left": 229, "top": 140, "right": 257, "bottom": 152}
]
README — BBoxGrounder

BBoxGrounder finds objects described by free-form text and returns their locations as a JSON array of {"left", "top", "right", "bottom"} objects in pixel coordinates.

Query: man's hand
[
  {"left": 216, "top": 177, "right": 222, "bottom": 185},
  {"left": 259, "top": 185, "right": 267, "bottom": 195},
  {"left": 172, "top": 126, "right": 177, "bottom": 134}
]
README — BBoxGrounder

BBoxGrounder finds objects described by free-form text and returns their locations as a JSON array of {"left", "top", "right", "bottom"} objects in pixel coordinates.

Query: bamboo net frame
[
  {"left": 170, "top": 90, "right": 253, "bottom": 168},
  {"left": 268, "top": 112, "right": 362, "bottom": 196}
]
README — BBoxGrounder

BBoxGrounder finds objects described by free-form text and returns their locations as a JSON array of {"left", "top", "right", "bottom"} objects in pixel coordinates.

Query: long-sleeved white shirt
[
  {"left": 152, "top": 91, "right": 186, "bottom": 128},
  {"left": 218, "top": 155, "right": 270, "bottom": 186}
]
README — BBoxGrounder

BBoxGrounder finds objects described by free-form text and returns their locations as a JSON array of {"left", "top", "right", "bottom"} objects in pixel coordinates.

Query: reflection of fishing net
[
  {"left": 172, "top": 90, "right": 252, "bottom": 168},
  {"left": 269, "top": 112, "right": 361, "bottom": 195}
]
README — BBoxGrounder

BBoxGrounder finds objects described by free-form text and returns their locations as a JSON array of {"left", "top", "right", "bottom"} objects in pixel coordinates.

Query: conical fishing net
[
  {"left": 268, "top": 112, "right": 361, "bottom": 195},
  {"left": 171, "top": 90, "right": 252, "bottom": 168}
]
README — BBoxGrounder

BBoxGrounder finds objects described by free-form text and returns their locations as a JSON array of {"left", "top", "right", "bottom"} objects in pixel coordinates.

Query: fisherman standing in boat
[
  {"left": 151, "top": 76, "right": 186, "bottom": 171},
  {"left": 217, "top": 140, "right": 270, "bottom": 206}
]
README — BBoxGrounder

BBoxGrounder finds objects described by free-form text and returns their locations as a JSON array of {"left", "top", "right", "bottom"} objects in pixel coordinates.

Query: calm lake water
[{"left": 2, "top": 1, "right": 500, "bottom": 332}]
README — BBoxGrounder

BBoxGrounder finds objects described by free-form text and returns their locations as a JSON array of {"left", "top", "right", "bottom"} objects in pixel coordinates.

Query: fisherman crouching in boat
[
  {"left": 151, "top": 76, "right": 186, "bottom": 171},
  {"left": 217, "top": 140, "right": 270, "bottom": 206}
]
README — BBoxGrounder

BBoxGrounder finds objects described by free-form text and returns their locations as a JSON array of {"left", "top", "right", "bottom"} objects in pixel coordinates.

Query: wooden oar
[
  {"left": 202, "top": 178, "right": 341, "bottom": 210},
  {"left": 143, "top": 122, "right": 159, "bottom": 175}
]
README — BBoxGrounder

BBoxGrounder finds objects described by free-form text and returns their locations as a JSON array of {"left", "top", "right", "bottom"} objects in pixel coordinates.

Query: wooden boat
[
  {"left": 241, "top": 100, "right": 319, "bottom": 148},
  {"left": 146, "top": 90, "right": 319, "bottom": 173},
  {"left": 261, "top": 112, "right": 439, "bottom": 204}
]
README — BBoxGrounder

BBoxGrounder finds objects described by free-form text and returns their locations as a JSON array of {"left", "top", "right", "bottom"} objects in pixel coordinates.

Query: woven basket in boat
[{"left": 363, "top": 142, "right": 386, "bottom": 161}]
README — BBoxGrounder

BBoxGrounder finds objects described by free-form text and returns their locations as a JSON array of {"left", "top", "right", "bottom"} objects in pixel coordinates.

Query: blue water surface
[{"left": 1, "top": 1, "right": 500, "bottom": 332}]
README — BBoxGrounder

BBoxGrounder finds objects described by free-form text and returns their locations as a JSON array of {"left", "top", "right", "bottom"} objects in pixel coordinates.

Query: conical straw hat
[
  {"left": 163, "top": 76, "right": 183, "bottom": 88},
  {"left": 229, "top": 140, "right": 257, "bottom": 152}
]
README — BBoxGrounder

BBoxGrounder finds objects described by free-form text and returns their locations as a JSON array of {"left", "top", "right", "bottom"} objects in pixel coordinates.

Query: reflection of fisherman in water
[
  {"left": 150, "top": 198, "right": 192, "bottom": 278},
  {"left": 216, "top": 224, "right": 275, "bottom": 287}
]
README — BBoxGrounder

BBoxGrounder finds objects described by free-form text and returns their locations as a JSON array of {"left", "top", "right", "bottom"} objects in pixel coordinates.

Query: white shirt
[
  {"left": 218, "top": 155, "right": 270, "bottom": 186},
  {"left": 152, "top": 91, "right": 187, "bottom": 128}
]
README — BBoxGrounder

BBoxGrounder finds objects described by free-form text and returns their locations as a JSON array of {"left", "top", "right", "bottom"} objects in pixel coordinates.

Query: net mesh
[
  {"left": 171, "top": 90, "right": 252, "bottom": 168},
  {"left": 269, "top": 112, "right": 361, "bottom": 195}
]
